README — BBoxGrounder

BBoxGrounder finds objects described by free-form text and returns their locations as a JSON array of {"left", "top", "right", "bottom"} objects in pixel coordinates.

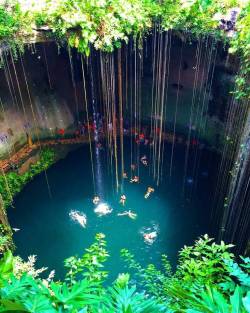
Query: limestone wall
[{"left": 0, "top": 37, "right": 236, "bottom": 158}]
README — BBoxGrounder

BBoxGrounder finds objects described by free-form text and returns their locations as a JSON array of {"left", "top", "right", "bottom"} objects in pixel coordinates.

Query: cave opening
[{"left": 0, "top": 32, "right": 244, "bottom": 279}]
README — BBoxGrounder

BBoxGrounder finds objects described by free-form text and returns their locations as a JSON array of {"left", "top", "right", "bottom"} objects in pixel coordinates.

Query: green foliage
[
  {"left": 122, "top": 234, "right": 250, "bottom": 312},
  {"left": 0, "top": 0, "right": 249, "bottom": 100},
  {"left": 121, "top": 248, "right": 172, "bottom": 300},
  {"left": 50, "top": 280, "right": 102, "bottom": 311},
  {"left": 0, "top": 250, "right": 14, "bottom": 286},
  {"left": 0, "top": 234, "right": 167, "bottom": 313},
  {"left": 64, "top": 233, "right": 109, "bottom": 284},
  {"left": 0, "top": 0, "right": 32, "bottom": 54},
  {"left": 101, "top": 285, "right": 168, "bottom": 313},
  {"left": 31, "top": 0, "right": 249, "bottom": 57},
  {"left": 223, "top": 257, "right": 250, "bottom": 288},
  {"left": 36, "top": 0, "right": 156, "bottom": 54},
  {"left": 0, "top": 3, "right": 20, "bottom": 39},
  {"left": 230, "top": 3, "right": 250, "bottom": 100},
  {"left": 0, "top": 148, "right": 55, "bottom": 253},
  {"left": 176, "top": 234, "right": 235, "bottom": 286},
  {"left": 0, "top": 148, "right": 55, "bottom": 210},
  {"left": 0, "top": 234, "right": 250, "bottom": 312},
  {"left": 0, "top": 224, "right": 13, "bottom": 254},
  {"left": 168, "top": 284, "right": 250, "bottom": 313}
]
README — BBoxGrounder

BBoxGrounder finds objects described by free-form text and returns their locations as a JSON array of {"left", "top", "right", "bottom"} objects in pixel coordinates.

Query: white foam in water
[
  {"left": 69, "top": 210, "right": 87, "bottom": 228},
  {"left": 94, "top": 203, "right": 113, "bottom": 216}
]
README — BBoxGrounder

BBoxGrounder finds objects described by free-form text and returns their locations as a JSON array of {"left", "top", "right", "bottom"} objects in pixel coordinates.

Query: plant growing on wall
[
  {"left": 0, "top": 148, "right": 55, "bottom": 210},
  {"left": 0, "top": 0, "right": 249, "bottom": 100}
]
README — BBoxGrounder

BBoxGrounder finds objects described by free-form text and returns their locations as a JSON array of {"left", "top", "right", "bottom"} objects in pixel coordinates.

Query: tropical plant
[
  {"left": 175, "top": 234, "right": 235, "bottom": 286},
  {"left": 0, "top": 233, "right": 168, "bottom": 313},
  {"left": 0, "top": 224, "right": 13, "bottom": 254},
  {"left": 64, "top": 233, "right": 109, "bottom": 284},
  {"left": 0, "top": 0, "right": 249, "bottom": 103},
  {"left": 0, "top": 234, "right": 250, "bottom": 312},
  {"left": 168, "top": 284, "right": 250, "bottom": 313},
  {"left": 0, "top": 148, "right": 55, "bottom": 210},
  {"left": 121, "top": 248, "right": 172, "bottom": 300}
]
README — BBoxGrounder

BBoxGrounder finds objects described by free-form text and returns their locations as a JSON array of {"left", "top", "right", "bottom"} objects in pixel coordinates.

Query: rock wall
[
  {"left": 0, "top": 37, "right": 236, "bottom": 158},
  {"left": 0, "top": 43, "right": 76, "bottom": 158}
]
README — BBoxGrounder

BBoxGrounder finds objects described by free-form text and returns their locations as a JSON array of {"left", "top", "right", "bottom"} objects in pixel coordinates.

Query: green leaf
[
  {"left": 230, "top": 286, "right": 241, "bottom": 313},
  {"left": 243, "top": 292, "right": 250, "bottom": 313}
]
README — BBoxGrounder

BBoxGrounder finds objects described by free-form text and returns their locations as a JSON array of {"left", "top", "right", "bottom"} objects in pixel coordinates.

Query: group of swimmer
[
  {"left": 118, "top": 186, "right": 154, "bottom": 205},
  {"left": 91, "top": 193, "right": 157, "bottom": 244},
  {"left": 122, "top": 155, "right": 148, "bottom": 184},
  {"left": 92, "top": 195, "right": 137, "bottom": 219},
  {"left": 70, "top": 156, "right": 158, "bottom": 245}
]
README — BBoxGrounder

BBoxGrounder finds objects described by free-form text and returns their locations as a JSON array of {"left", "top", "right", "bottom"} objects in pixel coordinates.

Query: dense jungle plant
[
  {"left": 175, "top": 234, "right": 235, "bottom": 285},
  {"left": 0, "top": 148, "right": 55, "bottom": 211},
  {"left": 0, "top": 233, "right": 167, "bottom": 313},
  {"left": 0, "top": 1, "right": 249, "bottom": 100},
  {"left": 0, "top": 224, "right": 13, "bottom": 254},
  {"left": 122, "top": 235, "right": 250, "bottom": 312},
  {"left": 0, "top": 234, "right": 249, "bottom": 312},
  {"left": 0, "top": 148, "right": 55, "bottom": 253}
]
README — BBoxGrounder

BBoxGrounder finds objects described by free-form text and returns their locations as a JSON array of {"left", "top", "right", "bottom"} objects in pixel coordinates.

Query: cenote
[
  {"left": 8, "top": 139, "right": 215, "bottom": 280},
  {"left": 0, "top": 1, "right": 250, "bottom": 312}
]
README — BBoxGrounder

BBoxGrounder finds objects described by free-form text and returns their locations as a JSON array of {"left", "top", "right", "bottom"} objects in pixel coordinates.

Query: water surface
[{"left": 9, "top": 140, "right": 216, "bottom": 281}]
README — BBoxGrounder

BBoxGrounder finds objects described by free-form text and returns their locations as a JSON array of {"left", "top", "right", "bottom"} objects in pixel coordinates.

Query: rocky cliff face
[
  {"left": 0, "top": 37, "right": 236, "bottom": 158},
  {"left": 0, "top": 43, "right": 76, "bottom": 158}
]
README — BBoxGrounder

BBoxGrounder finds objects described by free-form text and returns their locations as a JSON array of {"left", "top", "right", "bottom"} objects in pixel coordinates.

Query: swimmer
[
  {"left": 96, "top": 142, "right": 103, "bottom": 149},
  {"left": 130, "top": 176, "right": 139, "bottom": 183},
  {"left": 117, "top": 210, "right": 137, "bottom": 220},
  {"left": 94, "top": 203, "right": 113, "bottom": 216},
  {"left": 186, "top": 177, "right": 194, "bottom": 184},
  {"left": 93, "top": 196, "right": 100, "bottom": 205},
  {"left": 119, "top": 194, "right": 126, "bottom": 206},
  {"left": 143, "top": 231, "right": 157, "bottom": 244},
  {"left": 123, "top": 172, "right": 128, "bottom": 179},
  {"left": 131, "top": 164, "right": 136, "bottom": 171},
  {"left": 69, "top": 210, "right": 87, "bottom": 228},
  {"left": 144, "top": 187, "right": 155, "bottom": 199},
  {"left": 140, "top": 155, "right": 148, "bottom": 166}
]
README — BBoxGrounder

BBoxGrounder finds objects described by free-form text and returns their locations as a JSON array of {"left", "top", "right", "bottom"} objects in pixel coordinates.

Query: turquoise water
[{"left": 8, "top": 139, "right": 215, "bottom": 281}]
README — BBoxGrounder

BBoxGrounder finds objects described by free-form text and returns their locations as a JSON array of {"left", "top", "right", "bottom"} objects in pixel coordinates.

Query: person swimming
[
  {"left": 131, "top": 164, "right": 136, "bottom": 171},
  {"left": 93, "top": 196, "right": 100, "bottom": 205},
  {"left": 140, "top": 155, "right": 148, "bottom": 166},
  {"left": 69, "top": 210, "right": 87, "bottom": 228},
  {"left": 143, "top": 231, "right": 157, "bottom": 244},
  {"left": 144, "top": 187, "right": 155, "bottom": 199},
  {"left": 117, "top": 210, "right": 137, "bottom": 220},
  {"left": 96, "top": 142, "right": 103, "bottom": 149},
  {"left": 94, "top": 203, "right": 113, "bottom": 216},
  {"left": 119, "top": 194, "right": 126, "bottom": 206},
  {"left": 123, "top": 172, "right": 128, "bottom": 179},
  {"left": 186, "top": 177, "right": 194, "bottom": 184},
  {"left": 130, "top": 176, "right": 139, "bottom": 183}
]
